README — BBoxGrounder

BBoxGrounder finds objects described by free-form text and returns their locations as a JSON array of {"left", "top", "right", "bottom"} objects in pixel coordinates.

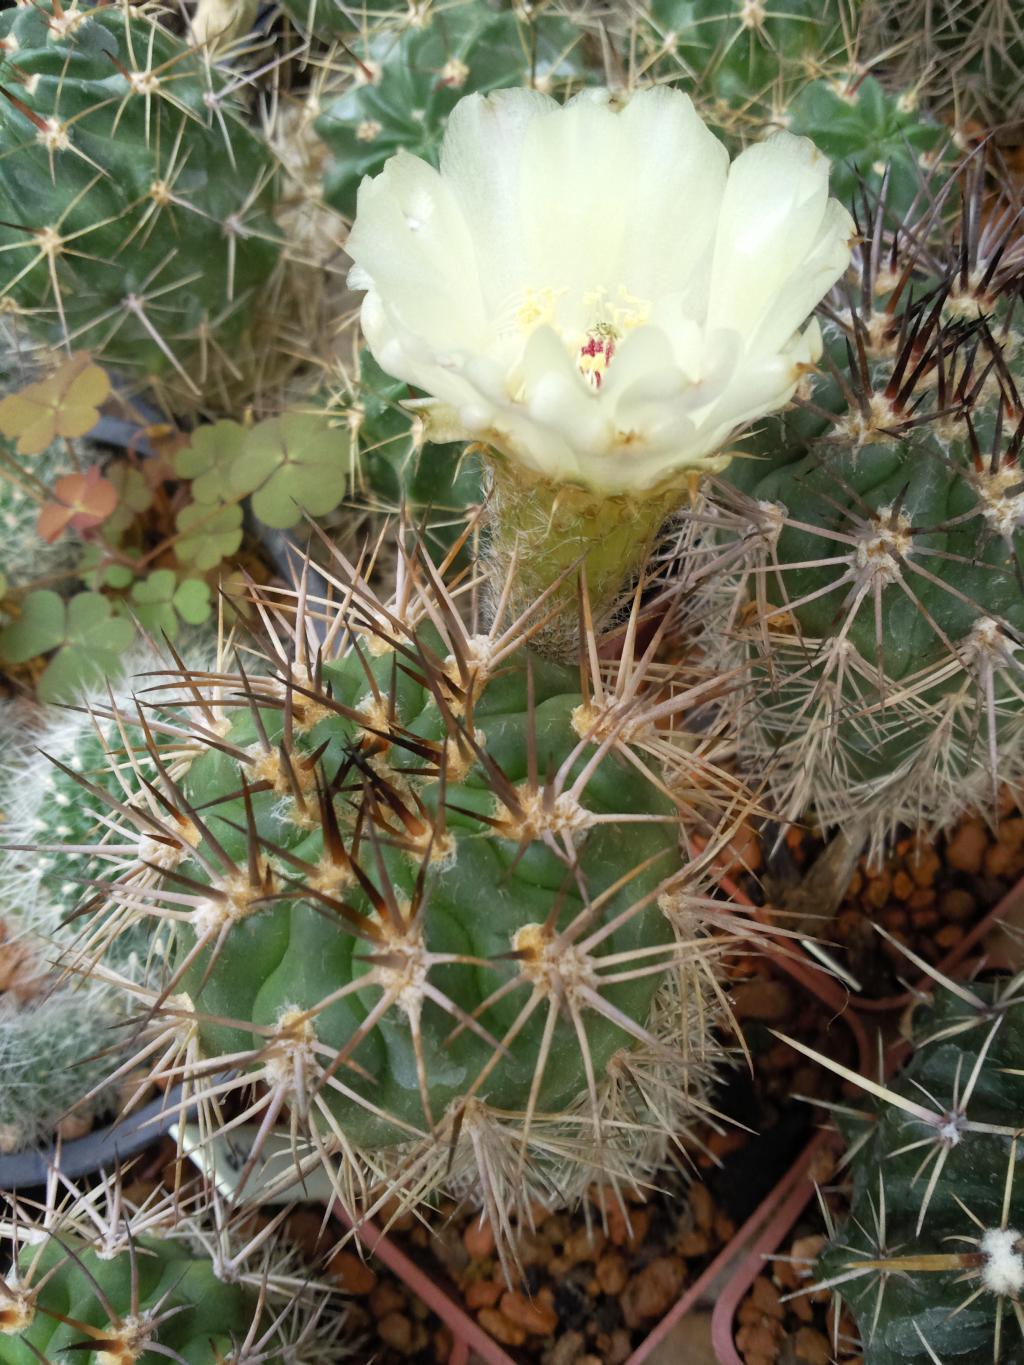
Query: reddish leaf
[{"left": 37, "top": 465, "right": 119, "bottom": 542}]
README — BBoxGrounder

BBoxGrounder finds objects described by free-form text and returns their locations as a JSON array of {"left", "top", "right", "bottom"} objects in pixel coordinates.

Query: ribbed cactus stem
[{"left": 483, "top": 453, "right": 686, "bottom": 656}]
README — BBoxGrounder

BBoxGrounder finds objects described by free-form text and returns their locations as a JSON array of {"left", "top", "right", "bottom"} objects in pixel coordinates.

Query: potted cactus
[{"left": 0, "top": 3, "right": 1022, "bottom": 1364}]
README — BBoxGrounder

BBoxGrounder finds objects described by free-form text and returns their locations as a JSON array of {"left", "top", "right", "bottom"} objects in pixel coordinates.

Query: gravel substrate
[{"left": 734, "top": 789, "right": 1024, "bottom": 999}]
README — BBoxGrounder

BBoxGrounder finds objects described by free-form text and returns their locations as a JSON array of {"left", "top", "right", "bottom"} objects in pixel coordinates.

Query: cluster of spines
[
  {"left": 0, "top": 1168, "right": 348, "bottom": 1362},
  {"left": 783, "top": 957, "right": 1024, "bottom": 1363},
  {"left": 677, "top": 158, "right": 1024, "bottom": 855}
]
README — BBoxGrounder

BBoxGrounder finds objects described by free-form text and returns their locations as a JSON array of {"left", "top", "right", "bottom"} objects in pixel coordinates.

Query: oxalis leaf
[
  {"left": 130, "top": 570, "right": 212, "bottom": 639},
  {"left": 0, "top": 589, "right": 133, "bottom": 701},
  {"left": 229, "top": 412, "right": 350, "bottom": 529},
  {"left": 175, "top": 499, "right": 244, "bottom": 572},
  {"left": 0, "top": 353, "right": 110, "bottom": 456},
  {"left": 37, "top": 464, "right": 119, "bottom": 542},
  {"left": 176, "top": 421, "right": 248, "bottom": 504}
]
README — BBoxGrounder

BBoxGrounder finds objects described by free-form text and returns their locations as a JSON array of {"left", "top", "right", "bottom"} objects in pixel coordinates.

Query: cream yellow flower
[{"left": 347, "top": 85, "right": 854, "bottom": 495}]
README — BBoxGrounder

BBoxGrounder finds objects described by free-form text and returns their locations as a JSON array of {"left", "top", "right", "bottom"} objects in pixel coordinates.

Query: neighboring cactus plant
[
  {"left": 789, "top": 970, "right": 1024, "bottom": 1364},
  {"left": 0, "top": 641, "right": 229, "bottom": 1152},
  {"left": 696, "top": 164, "right": 1024, "bottom": 853},
  {"left": 870, "top": 0, "right": 1024, "bottom": 125},
  {"left": 642, "top": 0, "right": 853, "bottom": 125},
  {"left": 0, "top": 2, "right": 281, "bottom": 402},
  {"left": 775, "top": 76, "right": 947, "bottom": 216},
  {"left": 32, "top": 530, "right": 737, "bottom": 1268},
  {"left": 1, "top": 1175, "right": 346, "bottom": 1362},
  {"left": 314, "top": 0, "right": 587, "bottom": 217}
]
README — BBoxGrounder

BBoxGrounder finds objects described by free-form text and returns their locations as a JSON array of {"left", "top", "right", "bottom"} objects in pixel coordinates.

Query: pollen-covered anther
[
  {"left": 577, "top": 325, "right": 618, "bottom": 391},
  {"left": 852, "top": 507, "right": 913, "bottom": 587},
  {"left": 513, "top": 922, "right": 598, "bottom": 1000},
  {"left": 499, "top": 785, "right": 594, "bottom": 842},
  {"left": 980, "top": 1227, "right": 1024, "bottom": 1297}
]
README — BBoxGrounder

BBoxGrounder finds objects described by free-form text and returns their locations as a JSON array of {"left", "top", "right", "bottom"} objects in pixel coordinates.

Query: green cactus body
[
  {"left": 782, "top": 77, "right": 945, "bottom": 214},
  {"left": 815, "top": 982, "right": 1024, "bottom": 1363},
  {"left": 40, "top": 551, "right": 724, "bottom": 1244},
  {"left": 0, "top": 4, "right": 279, "bottom": 389},
  {"left": 871, "top": 0, "right": 1024, "bottom": 123},
  {"left": 3, "top": 1189, "right": 345, "bottom": 1364},
  {"left": 177, "top": 632, "right": 676, "bottom": 1146},
  {"left": 646, "top": 0, "right": 844, "bottom": 113},
  {"left": 281, "top": 0, "right": 409, "bottom": 38},
  {"left": 7, "top": 1238, "right": 261, "bottom": 1365},
  {"left": 344, "top": 350, "right": 481, "bottom": 526},
  {"left": 710, "top": 192, "right": 1024, "bottom": 845},
  {"left": 315, "top": 1, "right": 585, "bottom": 217},
  {"left": 0, "top": 651, "right": 220, "bottom": 1151}
]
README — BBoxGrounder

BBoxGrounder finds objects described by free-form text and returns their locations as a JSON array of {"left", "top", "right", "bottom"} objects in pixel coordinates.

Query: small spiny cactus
[
  {"left": 792, "top": 968, "right": 1024, "bottom": 1364},
  {"left": 692, "top": 160, "right": 1024, "bottom": 853},
  {"left": 1, "top": 1173, "right": 347, "bottom": 1362},
  {"left": 0, "top": 2, "right": 281, "bottom": 407}
]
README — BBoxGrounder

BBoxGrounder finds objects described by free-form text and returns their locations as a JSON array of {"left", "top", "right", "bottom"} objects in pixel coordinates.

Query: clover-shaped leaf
[
  {"left": 175, "top": 499, "right": 243, "bottom": 572},
  {"left": 37, "top": 465, "right": 119, "bottom": 543},
  {"left": 0, "top": 589, "right": 134, "bottom": 701},
  {"left": 107, "top": 461, "right": 153, "bottom": 514},
  {"left": 0, "top": 354, "right": 111, "bottom": 456},
  {"left": 176, "top": 421, "right": 248, "bottom": 504},
  {"left": 229, "top": 412, "right": 350, "bottom": 529},
  {"left": 130, "top": 570, "right": 212, "bottom": 638},
  {"left": 77, "top": 543, "right": 136, "bottom": 590}
]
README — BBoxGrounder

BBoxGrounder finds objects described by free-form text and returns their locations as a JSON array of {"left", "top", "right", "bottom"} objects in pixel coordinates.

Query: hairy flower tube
[{"left": 347, "top": 86, "right": 854, "bottom": 643}]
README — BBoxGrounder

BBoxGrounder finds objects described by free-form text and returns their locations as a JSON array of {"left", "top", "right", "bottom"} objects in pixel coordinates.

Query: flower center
[{"left": 578, "top": 324, "right": 618, "bottom": 389}]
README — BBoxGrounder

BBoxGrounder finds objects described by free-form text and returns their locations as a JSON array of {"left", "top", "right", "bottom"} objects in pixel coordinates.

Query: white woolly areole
[
  {"left": 981, "top": 1227, "right": 1024, "bottom": 1297},
  {"left": 347, "top": 86, "right": 854, "bottom": 493}
]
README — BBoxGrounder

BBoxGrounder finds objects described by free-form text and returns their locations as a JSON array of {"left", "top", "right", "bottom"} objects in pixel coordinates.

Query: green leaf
[
  {"left": 175, "top": 499, "right": 243, "bottom": 572},
  {"left": 230, "top": 412, "right": 350, "bottom": 530},
  {"left": 176, "top": 421, "right": 248, "bottom": 504},
  {"left": 130, "top": 570, "right": 212, "bottom": 637},
  {"left": 130, "top": 569, "right": 180, "bottom": 638},
  {"left": 0, "top": 589, "right": 133, "bottom": 701},
  {"left": 78, "top": 542, "right": 135, "bottom": 590},
  {"left": 0, "top": 588, "right": 65, "bottom": 661},
  {"left": 107, "top": 461, "right": 153, "bottom": 514},
  {"left": 173, "top": 577, "right": 212, "bottom": 627}
]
